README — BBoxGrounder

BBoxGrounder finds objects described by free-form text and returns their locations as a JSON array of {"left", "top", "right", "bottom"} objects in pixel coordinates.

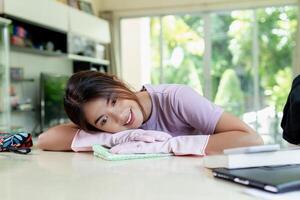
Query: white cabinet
[
  {"left": 69, "top": 8, "right": 111, "bottom": 44},
  {"left": 0, "top": 0, "right": 111, "bottom": 66},
  {"left": 1, "top": 0, "right": 68, "bottom": 32},
  {"left": 0, "top": 0, "right": 111, "bottom": 44}
]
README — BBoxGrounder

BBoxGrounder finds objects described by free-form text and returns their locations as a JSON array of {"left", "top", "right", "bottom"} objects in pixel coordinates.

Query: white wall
[
  {"left": 120, "top": 18, "right": 151, "bottom": 90},
  {"left": 9, "top": 52, "right": 72, "bottom": 134}
]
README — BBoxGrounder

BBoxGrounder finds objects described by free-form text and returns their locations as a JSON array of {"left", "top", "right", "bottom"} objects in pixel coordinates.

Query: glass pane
[
  {"left": 120, "top": 5, "right": 298, "bottom": 145},
  {"left": 257, "top": 6, "right": 297, "bottom": 143},
  {"left": 0, "top": 23, "right": 10, "bottom": 131},
  {"left": 211, "top": 6, "right": 297, "bottom": 144},
  {"left": 151, "top": 15, "right": 205, "bottom": 95},
  {"left": 150, "top": 17, "right": 161, "bottom": 85},
  {"left": 211, "top": 10, "right": 254, "bottom": 118}
]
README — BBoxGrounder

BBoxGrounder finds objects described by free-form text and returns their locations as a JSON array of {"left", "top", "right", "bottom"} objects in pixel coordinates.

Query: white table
[{"left": 1, "top": 148, "right": 256, "bottom": 200}]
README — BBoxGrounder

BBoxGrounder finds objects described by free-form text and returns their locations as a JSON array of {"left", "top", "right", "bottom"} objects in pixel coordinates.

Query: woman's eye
[
  {"left": 101, "top": 116, "right": 108, "bottom": 125},
  {"left": 112, "top": 98, "right": 117, "bottom": 105}
]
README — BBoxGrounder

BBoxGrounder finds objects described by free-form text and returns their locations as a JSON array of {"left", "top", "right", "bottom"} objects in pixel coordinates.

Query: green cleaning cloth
[{"left": 92, "top": 144, "right": 172, "bottom": 161}]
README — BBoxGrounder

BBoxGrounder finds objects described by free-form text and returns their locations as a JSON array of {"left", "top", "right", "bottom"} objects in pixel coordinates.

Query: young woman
[{"left": 37, "top": 71, "right": 263, "bottom": 155}]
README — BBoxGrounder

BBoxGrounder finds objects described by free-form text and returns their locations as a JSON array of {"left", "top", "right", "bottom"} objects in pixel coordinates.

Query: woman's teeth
[{"left": 125, "top": 111, "right": 132, "bottom": 125}]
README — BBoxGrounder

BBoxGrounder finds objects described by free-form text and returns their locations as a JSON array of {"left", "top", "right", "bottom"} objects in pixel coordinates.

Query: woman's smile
[{"left": 124, "top": 108, "right": 135, "bottom": 126}]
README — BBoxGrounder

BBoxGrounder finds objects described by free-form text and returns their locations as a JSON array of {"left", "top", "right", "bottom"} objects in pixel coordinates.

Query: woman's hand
[
  {"left": 109, "top": 135, "right": 210, "bottom": 156},
  {"left": 111, "top": 129, "right": 172, "bottom": 144},
  {"left": 71, "top": 129, "right": 172, "bottom": 152}
]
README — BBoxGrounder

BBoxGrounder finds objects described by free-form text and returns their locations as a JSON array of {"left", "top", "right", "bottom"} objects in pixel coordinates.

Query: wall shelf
[
  {"left": 11, "top": 78, "right": 34, "bottom": 83},
  {"left": 11, "top": 45, "right": 66, "bottom": 57},
  {"left": 12, "top": 108, "right": 34, "bottom": 113},
  {"left": 68, "top": 54, "right": 110, "bottom": 65},
  {"left": 0, "top": 0, "right": 111, "bottom": 134},
  {"left": 4, "top": 15, "right": 68, "bottom": 55}
]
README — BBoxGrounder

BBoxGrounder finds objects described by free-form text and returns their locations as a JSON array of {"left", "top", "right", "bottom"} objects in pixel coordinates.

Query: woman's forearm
[
  {"left": 37, "top": 123, "right": 79, "bottom": 151},
  {"left": 205, "top": 131, "right": 264, "bottom": 155}
]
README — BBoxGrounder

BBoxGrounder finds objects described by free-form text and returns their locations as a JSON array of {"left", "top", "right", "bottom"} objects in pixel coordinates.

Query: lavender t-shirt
[{"left": 140, "top": 84, "right": 224, "bottom": 136}]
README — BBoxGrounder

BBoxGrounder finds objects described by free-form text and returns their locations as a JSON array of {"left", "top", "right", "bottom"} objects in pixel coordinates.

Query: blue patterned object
[{"left": 0, "top": 132, "right": 32, "bottom": 154}]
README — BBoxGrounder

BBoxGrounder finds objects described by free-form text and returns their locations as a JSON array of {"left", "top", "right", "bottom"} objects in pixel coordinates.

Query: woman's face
[{"left": 83, "top": 96, "right": 144, "bottom": 133}]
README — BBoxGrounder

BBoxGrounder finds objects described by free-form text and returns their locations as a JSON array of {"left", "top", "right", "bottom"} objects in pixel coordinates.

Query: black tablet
[{"left": 212, "top": 164, "right": 300, "bottom": 193}]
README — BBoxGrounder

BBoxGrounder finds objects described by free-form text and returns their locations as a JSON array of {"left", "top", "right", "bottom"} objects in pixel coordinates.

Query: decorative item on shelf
[
  {"left": 68, "top": 0, "right": 79, "bottom": 9},
  {"left": 98, "top": 65, "right": 107, "bottom": 73},
  {"left": 69, "top": 34, "right": 97, "bottom": 57},
  {"left": 95, "top": 44, "right": 105, "bottom": 59},
  {"left": 10, "top": 67, "right": 24, "bottom": 81},
  {"left": 18, "top": 99, "right": 33, "bottom": 111},
  {"left": 73, "top": 60, "right": 108, "bottom": 73},
  {"left": 9, "top": 67, "right": 34, "bottom": 112},
  {"left": 82, "top": 41, "right": 95, "bottom": 57},
  {"left": 89, "top": 64, "right": 107, "bottom": 73},
  {"left": 10, "top": 85, "right": 16, "bottom": 97},
  {"left": 10, "top": 96, "right": 33, "bottom": 112},
  {"left": 10, "top": 85, "right": 19, "bottom": 110},
  {"left": 9, "top": 25, "right": 33, "bottom": 48},
  {"left": 45, "top": 41, "right": 55, "bottom": 52},
  {"left": 78, "top": 0, "right": 94, "bottom": 15}
]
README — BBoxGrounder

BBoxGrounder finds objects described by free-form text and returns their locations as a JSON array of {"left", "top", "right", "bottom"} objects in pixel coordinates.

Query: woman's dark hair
[{"left": 64, "top": 71, "right": 146, "bottom": 132}]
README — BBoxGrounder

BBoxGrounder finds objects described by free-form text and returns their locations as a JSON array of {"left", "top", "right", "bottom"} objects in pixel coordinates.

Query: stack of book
[{"left": 203, "top": 146, "right": 300, "bottom": 169}]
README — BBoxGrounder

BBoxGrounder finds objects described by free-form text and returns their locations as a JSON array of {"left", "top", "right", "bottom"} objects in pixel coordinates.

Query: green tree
[
  {"left": 228, "top": 7, "right": 297, "bottom": 111},
  {"left": 210, "top": 13, "right": 234, "bottom": 99},
  {"left": 150, "top": 15, "right": 205, "bottom": 94},
  {"left": 215, "top": 69, "right": 245, "bottom": 116},
  {"left": 150, "top": 6, "right": 297, "bottom": 125},
  {"left": 268, "top": 67, "right": 292, "bottom": 112},
  {"left": 257, "top": 7, "right": 297, "bottom": 92}
]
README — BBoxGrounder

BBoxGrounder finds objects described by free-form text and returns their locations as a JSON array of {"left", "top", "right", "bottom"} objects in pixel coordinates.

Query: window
[
  {"left": 120, "top": 5, "right": 298, "bottom": 144},
  {"left": 150, "top": 15, "right": 205, "bottom": 95}
]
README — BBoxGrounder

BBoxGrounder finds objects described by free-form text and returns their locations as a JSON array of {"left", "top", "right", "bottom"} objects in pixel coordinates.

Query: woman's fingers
[
  {"left": 110, "top": 142, "right": 142, "bottom": 154},
  {"left": 143, "top": 131, "right": 172, "bottom": 141},
  {"left": 132, "top": 132, "right": 172, "bottom": 142},
  {"left": 133, "top": 135, "right": 155, "bottom": 143}
]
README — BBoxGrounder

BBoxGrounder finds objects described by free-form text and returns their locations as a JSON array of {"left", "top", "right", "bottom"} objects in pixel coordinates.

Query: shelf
[
  {"left": 11, "top": 45, "right": 66, "bottom": 57},
  {"left": 0, "top": 17, "right": 11, "bottom": 26},
  {"left": 11, "top": 108, "right": 34, "bottom": 113},
  {"left": 11, "top": 103, "right": 34, "bottom": 113},
  {"left": 68, "top": 54, "right": 110, "bottom": 65},
  {"left": 11, "top": 78, "right": 34, "bottom": 83},
  {"left": 5, "top": 16, "right": 68, "bottom": 56}
]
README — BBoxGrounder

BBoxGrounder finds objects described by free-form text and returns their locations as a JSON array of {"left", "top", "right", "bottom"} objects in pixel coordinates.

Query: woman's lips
[
  {"left": 125, "top": 111, "right": 132, "bottom": 124},
  {"left": 125, "top": 109, "right": 135, "bottom": 126}
]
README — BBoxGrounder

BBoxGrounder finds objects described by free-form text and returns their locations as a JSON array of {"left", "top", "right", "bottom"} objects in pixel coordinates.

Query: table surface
[{"left": 1, "top": 148, "right": 256, "bottom": 200}]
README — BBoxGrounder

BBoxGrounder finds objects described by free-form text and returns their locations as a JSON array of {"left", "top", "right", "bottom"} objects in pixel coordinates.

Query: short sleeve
[
  {"left": 71, "top": 130, "right": 94, "bottom": 152},
  {"left": 173, "top": 86, "right": 223, "bottom": 135}
]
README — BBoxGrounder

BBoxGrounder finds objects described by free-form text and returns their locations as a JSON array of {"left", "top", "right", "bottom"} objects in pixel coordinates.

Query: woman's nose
[{"left": 109, "top": 107, "right": 127, "bottom": 124}]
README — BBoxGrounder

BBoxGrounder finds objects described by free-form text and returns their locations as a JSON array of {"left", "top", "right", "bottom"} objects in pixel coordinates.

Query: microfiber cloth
[{"left": 92, "top": 144, "right": 172, "bottom": 161}]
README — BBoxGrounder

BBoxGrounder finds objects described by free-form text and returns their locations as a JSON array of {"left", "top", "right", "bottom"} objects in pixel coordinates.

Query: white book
[{"left": 203, "top": 148, "right": 300, "bottom": 169}]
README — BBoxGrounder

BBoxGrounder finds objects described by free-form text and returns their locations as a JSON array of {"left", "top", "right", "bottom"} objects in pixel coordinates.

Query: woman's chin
[{"left": 128, "top": 122, "right": 142, "bottom": 130}]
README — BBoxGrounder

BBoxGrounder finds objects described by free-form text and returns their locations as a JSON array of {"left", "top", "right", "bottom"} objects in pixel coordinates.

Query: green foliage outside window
[
  {"left": 214, "top": 69, "right": 245, "bottom": 116},
  {"left": 150, "top": 6, "right": 297, "bottom": 116}
]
